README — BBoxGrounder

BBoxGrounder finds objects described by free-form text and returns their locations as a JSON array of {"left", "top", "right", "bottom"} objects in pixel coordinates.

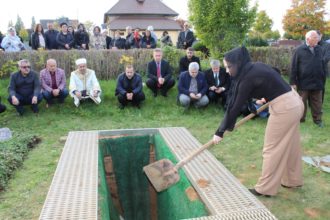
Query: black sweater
[
  {"left": 216, "top": 62, "right": 290, "bottom": 137},
  {"left": 8, "top": 71, "right": 40, "bottom": 97}
]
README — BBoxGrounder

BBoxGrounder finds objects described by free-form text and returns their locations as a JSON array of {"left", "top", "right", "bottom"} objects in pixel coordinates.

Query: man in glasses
[{"left": 8, "top": 59, "right": 42, "bottom": 116}]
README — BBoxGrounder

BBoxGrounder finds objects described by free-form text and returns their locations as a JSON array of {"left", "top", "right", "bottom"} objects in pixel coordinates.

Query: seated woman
[{"left": 1, "top": 27, "right": 25, "bottom": 52}]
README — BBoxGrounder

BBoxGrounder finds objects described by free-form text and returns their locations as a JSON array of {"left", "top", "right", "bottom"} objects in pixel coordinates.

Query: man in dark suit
[
  {"left": 146, "top": 48, "right": 175, "bottom": 97},
  {"left": 177, "top": 22, "right": 195, "bottom": 49},
  {"left": 205, "top": 59, "right": 231, "bottom": 107},
  {"left": 179, "top": 47, "right": 201, "bottom": 75},
  {"left": 44, "top": 22, "right": 59, "bottom": 50},
  {"left": 115, "top": 64, "right": 145, "bottom": 109}
]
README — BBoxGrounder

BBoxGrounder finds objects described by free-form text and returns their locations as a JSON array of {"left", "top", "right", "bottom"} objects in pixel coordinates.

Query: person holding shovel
[{"left": 213, "top": 46, "right": 304, "bottom": 197}]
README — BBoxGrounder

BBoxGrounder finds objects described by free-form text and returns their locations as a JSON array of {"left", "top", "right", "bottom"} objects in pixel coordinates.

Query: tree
[
  {"left": 189, "top": 0, "right": 256, "bottom": 58},
  {"left": 282, "top": 0, "right": 326, "bottom": 40},
  {"left": 31, "top": 16, "right": 36, "bottom": 30},
  {"left": 19, "top": 29, "right": 29, "bottom": 42},
  {"left": 247, "top": 10, "right": 281, "bottom": 46},
  {"left": 8, "top": 20, "right": 14, "bottom": 28},
  {"left": 15, "top": 14, "right": 25, "bottom": 34},
  {"left": 253, "top": 10, "right": 272, "bottom": 34},
  {"left": 83, "top": 20, "right": 95, "bottom": 34}
]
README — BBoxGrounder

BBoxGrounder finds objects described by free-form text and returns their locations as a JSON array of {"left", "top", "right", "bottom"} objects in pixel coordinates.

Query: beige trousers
[{"left": 255, "top": 90, "right": 304, "bottom": 196}]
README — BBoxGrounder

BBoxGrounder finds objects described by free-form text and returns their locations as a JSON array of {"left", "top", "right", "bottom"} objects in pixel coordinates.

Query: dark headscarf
[{"left": 224, "top": 46, "right": 253, "bottom": 109}]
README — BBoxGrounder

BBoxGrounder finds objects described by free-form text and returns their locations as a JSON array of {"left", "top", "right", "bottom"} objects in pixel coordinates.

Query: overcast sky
[{"left": 0, "top": 0, "right": 329, "bottom": 35}]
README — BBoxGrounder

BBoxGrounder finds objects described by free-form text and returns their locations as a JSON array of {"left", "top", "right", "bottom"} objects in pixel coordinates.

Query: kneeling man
[
  {"left": 115, "top": 64, "right": 145, "bottom": 109},
  {"left": 69, "top": 58, "right": 102, "bottom": 107},
  {"left": 178, "top": 62, "right": 209, "bottom": 109}
]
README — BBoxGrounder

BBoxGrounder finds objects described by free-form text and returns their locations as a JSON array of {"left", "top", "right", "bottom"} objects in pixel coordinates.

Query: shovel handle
[{"left": 173, "top": 102, "right": 270, "bottom": 170}]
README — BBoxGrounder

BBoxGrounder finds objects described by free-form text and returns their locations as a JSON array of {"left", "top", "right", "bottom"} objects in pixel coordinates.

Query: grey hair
[
  {"left": 210, "top": 59, "right": 220, "bottom": 67},
  {"left": 18, "top": 59, "right": 30, "bottom": 67},
  {"left": 153, "top": 48, "right": 162, "bottom": 53},
  {"left": 189, "top": 62, "right": 199, "bottom": 71},
  {"left": 47, "top": 58, "right": 57, "bottom": 65},
  {"left": 305, "top": 30, "right": 317, "bottom": 39}
]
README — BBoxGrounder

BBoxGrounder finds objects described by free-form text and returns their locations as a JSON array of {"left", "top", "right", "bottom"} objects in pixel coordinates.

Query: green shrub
[
  {"left": 192, "top": 41, "right": 210, "bottom": 57},
  {"left": 0, "top": 47, "right": 296, "bottom": 79},
  {"left": 0, "top": 60, "right": 18, "bottom": 78},
  {"left": 245, "top": 37, "right": 269, "bottom": 47},
  {"left": 248, "top": 47, "right": 294, "bottom": 74},
  {"left": 0, "top": 134, "right": 41, "bottom": 191}
]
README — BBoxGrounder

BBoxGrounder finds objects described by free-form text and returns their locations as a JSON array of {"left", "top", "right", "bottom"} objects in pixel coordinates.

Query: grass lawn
[{"left": 0, "top": 78, "right": 329, "bottom": 220}]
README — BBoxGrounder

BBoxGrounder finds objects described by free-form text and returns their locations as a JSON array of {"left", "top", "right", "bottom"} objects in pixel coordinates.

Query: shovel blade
[{"left": 143, "top": 159, "right": 180, "bottom": 192}]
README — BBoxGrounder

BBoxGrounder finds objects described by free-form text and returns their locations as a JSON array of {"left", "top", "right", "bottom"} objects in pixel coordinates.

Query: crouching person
[
  {"left": 8, "top": 59, "right": 43, "bottom": 116},
  {"left": 115, "top": 64, "right": 145, "bottom": 109},
  {"left": 40, "top": 59, "right": 68, "bottom": 107},
  {"left": 178, "top": 62, "right": 209, "bottom": 109},
  {"left": 69, "top": 58, "right": 101, "bottom": 107}
]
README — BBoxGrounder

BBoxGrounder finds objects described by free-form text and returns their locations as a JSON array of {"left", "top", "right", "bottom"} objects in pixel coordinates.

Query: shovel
[{"left": 143, "top": 102, "right": 270, "bottom": 192}]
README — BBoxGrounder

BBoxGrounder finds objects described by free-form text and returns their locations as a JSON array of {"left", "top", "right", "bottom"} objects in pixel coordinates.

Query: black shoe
[
  {"left": 281, "top": 184, "right": 302, "bottom": 189},
  {"left": 161, "top": 92, "right": 168, "bottom": 97},
  {"left": 153, "top": 92, "right": 157, "bottom": 97},
  {"left": 314, "top": 121, "right": 324, "bottom": 128},
  {"left": 249, "top": 188, "right": 271, "bottom": 197},
  {"left": 118, "top": 104, "right": 125, "bottom": 109},
  {"left": 300, "top": 118, "right": 305, "bottom": 123}
]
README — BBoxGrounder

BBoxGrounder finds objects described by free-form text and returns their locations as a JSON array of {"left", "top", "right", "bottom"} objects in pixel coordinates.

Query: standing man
[
  {"left": 290, "top": 30, "right": 326, "bottom": 127},
  {"left": 44, "top": 22, "right": 59, "bottom": 50},
  {"left": 177, "top": 22, "right": 195, "bottom": 49},
  {"left": 69, "top": 58, "right": 102, "bottom": 107},
  {"left": 8, "top": 59, "right": 43, "bottom": 115},
  {"left": 146, "top": 48, "right": 175, "bottom": 97},
  {"left": 40, "top": 59, "right": 69, "bottom": 107},
  {"left": 56, "top": 22, "right": 74, "bottom": 50},
  {"left": 178, "top": 62, "right": 209, "bottom": 109},
  {"left": 125, "top": 26, "right": 133, "bottom": 49},
  {"left": 115, "top": 64, "right": 145, "bottom": 109},
  {"left": 205, "top": 59, "right": 231, "bottom": 107}
]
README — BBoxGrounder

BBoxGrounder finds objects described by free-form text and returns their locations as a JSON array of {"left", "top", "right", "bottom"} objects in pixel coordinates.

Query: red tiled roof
[
  {"left": 105, "top": 0, "right": 178, "bottom": 16},
  {"left": 109, "top": 16, "right": 181, "bottom": 30}
]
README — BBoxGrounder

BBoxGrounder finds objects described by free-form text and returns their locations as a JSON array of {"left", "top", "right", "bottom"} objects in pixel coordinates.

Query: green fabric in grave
[{"left": 99, "top": 135, "right": 151, "bottom": 220}]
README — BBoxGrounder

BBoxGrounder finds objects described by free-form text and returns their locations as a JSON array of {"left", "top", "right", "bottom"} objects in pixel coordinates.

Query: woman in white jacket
[
  {"left": 1, "top": 27, "right": 25, "bottom": 52},
  {"left": 69, "top": 58, "right": 102, "bottom": 107}
]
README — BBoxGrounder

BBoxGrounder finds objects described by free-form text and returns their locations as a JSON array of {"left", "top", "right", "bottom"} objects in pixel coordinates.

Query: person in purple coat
[{"left": 40, "top": 59, "right": 69, "bottom": 107}]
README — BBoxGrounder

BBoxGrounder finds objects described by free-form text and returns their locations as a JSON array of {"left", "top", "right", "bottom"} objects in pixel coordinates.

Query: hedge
[
  {"left": 0, "top": 47, "right": 297, "bottom": 80},
  {"left": 0, "top": 134, "right": 41, "bottom": 191}
]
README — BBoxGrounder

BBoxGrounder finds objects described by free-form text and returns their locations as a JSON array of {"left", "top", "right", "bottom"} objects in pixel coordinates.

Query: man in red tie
[{"left": 146, "top": 48, "right": 175, "bottom": 97}]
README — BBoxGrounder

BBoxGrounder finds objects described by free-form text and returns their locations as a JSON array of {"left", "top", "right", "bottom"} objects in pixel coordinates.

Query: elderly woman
[
  {"left": 89, "top": 26, "right": 106, "bottom": 50},
  {"left": 178, "top": 62, "right": 209, "bottom": 109},
  {"left": 213, "top": 47, "right": 304, "bottom": 197},
  {"left": 69, "top": 58, "right": 102, "bottom": 107},
  {"left": 1, "top": 27, "right": 25, "bottom": 52}
]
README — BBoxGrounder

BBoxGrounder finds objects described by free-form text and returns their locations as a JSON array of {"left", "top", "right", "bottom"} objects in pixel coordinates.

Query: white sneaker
[
  {"left": 73, "top": 96, "right": 80, "bottom": 107},
  {"left": 90, "top": 95, "right": 101, "bottom": 104}
]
